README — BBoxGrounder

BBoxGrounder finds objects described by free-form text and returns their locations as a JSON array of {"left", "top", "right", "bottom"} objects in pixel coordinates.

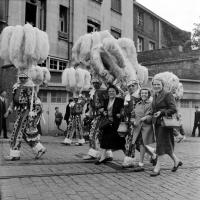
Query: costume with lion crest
[{"left": 0, "top": 23, "right": 50, "bottom": 160}]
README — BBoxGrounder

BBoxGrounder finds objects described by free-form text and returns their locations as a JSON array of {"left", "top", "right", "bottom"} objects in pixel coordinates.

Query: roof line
[{"left": 134, "top": 1, "right": 190, "bottom": 33}]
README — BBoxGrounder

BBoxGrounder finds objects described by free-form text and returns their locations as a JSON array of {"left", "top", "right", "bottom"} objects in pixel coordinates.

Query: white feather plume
[
  {"left": 39, "top": 30, "right": 49, "bottom": 62},
  {"left": 99, "top": 30, "right": 114, "bottom": 42},
  {"left": 83, "top": 69, "right": 91, "bottom": 90},
  {"left": 0, "top": 26, "right": 14, "bottom": 63},
  {"left": 42, "top": 67, "right": 51, "bottom": 84},
  {"left": 79, "top": 33, "right": 92, "bottom": 63},
  {"left": 91, "top": 31, "right": 101, "bottom": 49},
  {"left": 75, "top": 67, "right": 85, "bottom": 91},
  {"left": 153, "top": 72, "right": 180, "bottom": 93},
  {"left": 137, "top": 65, "right": 148, "bottom": 86},
  {"left": 72, "top": 35, "right": 83, "bottom": 63},
  {"left": 9, "top": 25, "right": 25, "bottom": 68},
  {"left": 29, "top": 65, "right": 44, "bottom": 86},
  {"left": 62, "top": 67, "right": 76, "bottom": 91},
  {"left": 23, "top": 23, "right": 36, "bottom": 66},
  {"left": 103, "top": 37, "right": 126, "bottom": 69},
  {"left": 117, "top": 38, "right": 139, "bottom": 71}
]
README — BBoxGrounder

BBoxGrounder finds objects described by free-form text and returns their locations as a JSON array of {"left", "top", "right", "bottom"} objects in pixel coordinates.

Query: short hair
[
  {"left": 139, "top": 88, "right": 151, "bottom": 98},
  {"left": 152, "top": 78, "right": 164, "bottom": 87},
  {"left": 107, "top": 84, "right": 119, "bottom": 95},
  {"left": 69, "top": 99, "right": 73, "bottom": 103},
  {"left": 55, "top": 107, "right": 59, "bottom": 110}
]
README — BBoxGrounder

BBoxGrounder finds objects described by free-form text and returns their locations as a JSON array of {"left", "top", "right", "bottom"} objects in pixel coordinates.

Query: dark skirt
[
  {"left": 99, "top": 123, "right": 125, "bottom": 150},
  {"left": 155, "top": 125, "right": 174, "bottom": 156}
]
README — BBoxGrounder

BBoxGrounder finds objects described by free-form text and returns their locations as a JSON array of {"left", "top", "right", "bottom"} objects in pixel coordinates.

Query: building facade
[{"left": 0, "top": 0, "right": 194, "bottom": 134}]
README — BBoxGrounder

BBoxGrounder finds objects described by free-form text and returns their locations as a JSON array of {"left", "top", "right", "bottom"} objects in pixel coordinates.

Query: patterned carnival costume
[
  {"left": 83, "top": 78, "right": 113, "bottom": 160},
  {"left": 7, "top": 74, "right": 46, "bottom": 160},
  {"left": 122, "top": 81, "right": 141, "bottom": 167},
  {"left": 62, "top": 95, "right": 85, "bottom": 145},
  {"left": 0, "top": 23, "right": 50, "bottom": 160}
]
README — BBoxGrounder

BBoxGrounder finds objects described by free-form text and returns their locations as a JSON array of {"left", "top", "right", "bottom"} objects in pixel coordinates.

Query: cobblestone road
[{"left": 0, "top": 135, "right": 200, "bottom": 200}]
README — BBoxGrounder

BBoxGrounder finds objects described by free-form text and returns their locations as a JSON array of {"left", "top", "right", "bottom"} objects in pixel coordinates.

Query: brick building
[{"left": 0, "top": 0, "right": 195, "bottom": 134}]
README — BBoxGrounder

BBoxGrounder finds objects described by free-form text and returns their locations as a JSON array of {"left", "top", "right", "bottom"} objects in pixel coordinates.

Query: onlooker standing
[
  {"left": 0, "top": 90, "right": 8, "bottom": 139},
  {"left": 64, "top": 99, "right": 73, "bottom": 126},
  {"left": 191, "top": 105, "right": 200, "bottom": 137},
  {"left": 55, "top": 107, "right": 63, "bottom": 136}
]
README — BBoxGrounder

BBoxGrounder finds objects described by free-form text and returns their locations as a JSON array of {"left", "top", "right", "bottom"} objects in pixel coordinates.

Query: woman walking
[
  {"left": 132, "top": 88, "right": 157, "bottom": 172},
  {"left": 150, "top": 78, "right": 182, "bottom": 176},
  {"left": 95, "top": 84, "right": 125, "bottom": 164}
]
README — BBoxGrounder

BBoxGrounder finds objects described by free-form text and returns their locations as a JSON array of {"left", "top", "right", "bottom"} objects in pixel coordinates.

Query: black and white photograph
[{"left": 0, "top": 0, "right": 200, "bottom": 199}]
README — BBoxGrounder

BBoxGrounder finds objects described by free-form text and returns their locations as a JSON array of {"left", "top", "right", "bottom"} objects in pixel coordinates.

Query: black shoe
[
  {"left": 150, "top": 171, "right": 160, "bottom": 177},
  {"left": 151, "top": 155, "right": 158, "bottom": 166},
  {"left": 172, "top": 161, "right": 183, "bottom": 172},
  {"left": 94, "top": 157, "right": 113, "bottom": 165},
  {"left": 133, "top": 166, "right": 144, "bottom": 172},
  {"left": 5, "top": 156, "right": 20, "bottom": 161}
]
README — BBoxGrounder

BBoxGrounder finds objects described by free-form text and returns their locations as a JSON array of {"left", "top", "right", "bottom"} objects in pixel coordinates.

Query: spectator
[
  {"left": 64, "top": 99, "right": 73, "bottom": 126},
  {"left": 55, "top": 107, "right": 63, "bottom": 136},
  {"left": 191, "top": 105, "right": 200, "bottom": 137},
  {"left": 0, "top": 90, "right": 8, "bottom": 139}
]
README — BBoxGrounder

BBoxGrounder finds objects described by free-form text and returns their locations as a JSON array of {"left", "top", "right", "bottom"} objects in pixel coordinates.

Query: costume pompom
[
  {"left": 75, "top": 67, "right": 85, "bottom": 91},
  {"left": 38, "top": 30, "right": 49, "bottom": 63},
  {"left": 72, "top": 35, "right": 83, "bottom": 63},
  {"left": 29, "top": 65, "right": 44, "bottom": 86}
]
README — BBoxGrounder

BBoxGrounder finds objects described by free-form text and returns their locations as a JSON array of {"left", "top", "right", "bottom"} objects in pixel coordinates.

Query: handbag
[
  {"left": 117, "top": 121, "right": 129, "bottom": 137},
  {"left": 161, "top": 115, "right": 181, "bottom": 128}
]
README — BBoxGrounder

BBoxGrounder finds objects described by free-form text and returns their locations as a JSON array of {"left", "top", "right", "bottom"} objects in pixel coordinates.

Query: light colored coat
[{"left": 132, "top": 99, "right": 155, "bottom": 145}]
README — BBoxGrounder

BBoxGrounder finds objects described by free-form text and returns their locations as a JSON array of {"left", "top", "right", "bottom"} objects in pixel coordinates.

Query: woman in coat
[
  {"left": 150, "top": 78, "right": 182, "bottom": 176},
  {"left": 132, "top": 88, "right": 157, "bottom": 171},
  {"left": 95, "top": 84, "right": 125, "bottom": 164}
]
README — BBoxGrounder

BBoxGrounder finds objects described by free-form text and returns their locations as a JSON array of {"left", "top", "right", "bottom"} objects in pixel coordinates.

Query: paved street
[{"left": 0, "top": 135, "right": 200, "bottom": 200}]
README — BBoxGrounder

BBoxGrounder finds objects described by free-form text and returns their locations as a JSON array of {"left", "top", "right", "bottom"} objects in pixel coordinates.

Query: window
[
  {"left": 111, "top": 0, "right": 121, "bottom": 13},
  {"left": 149, "top": 41, "right": 155, "bottom": 50},
  {"left": 111, "top": 27, "right": 121, "bottom": 39},
  {"left": 151, "top": 17, "right": 156, "bottom": 32},
  {"left": 51, "top": 91, "right": 67, "bottom": 103},
  {"left": 137, "top": 36, "right": 144, "bottom": 52},
  {"left": 49, "top": 57, "right": 68, "bottom": 71},
  {"left": 59, "top": 5, "right": 69, "bottom": 33},
  {"left": 25, "top": 0, "right": 46, "bottom": 30},
  {"left": 137, "top": 10, "right": 144, "bottom": 27},
  {"left": 87, "top": 18, "right": 100, "bottom": 33}
]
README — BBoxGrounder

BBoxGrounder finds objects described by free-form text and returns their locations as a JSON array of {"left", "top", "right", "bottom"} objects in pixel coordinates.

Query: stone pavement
[{"left": 0, "top": 135, "right": 200, "bottom": 200}]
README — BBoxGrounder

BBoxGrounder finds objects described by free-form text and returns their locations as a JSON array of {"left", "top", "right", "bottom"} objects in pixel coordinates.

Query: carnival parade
[{"left": 0, "top": 24, "right": 186, "bottom": 177}]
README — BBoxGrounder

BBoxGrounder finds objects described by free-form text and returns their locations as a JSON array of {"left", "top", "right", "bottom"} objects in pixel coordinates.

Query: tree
[{"left": 192, "top": 21, "right": 200, "bottom": 49}]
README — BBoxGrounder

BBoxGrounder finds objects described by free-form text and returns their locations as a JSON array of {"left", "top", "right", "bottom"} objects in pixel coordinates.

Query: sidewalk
[{"left": 0, "top": 136, "right": 200, "bottom": 200}]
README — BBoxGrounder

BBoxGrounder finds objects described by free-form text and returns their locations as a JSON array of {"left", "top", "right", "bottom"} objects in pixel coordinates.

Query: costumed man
[
  {"left": 122, "top": 80, "right": 141, "bottom": 167},
  {"left": 83, "top": 78, "right": 113, "bottom": 160},
  {"left": 62, "top": 93, "right": 85, "bottom": 145},
  {"left": 5, "top": 73, "right": 46, "bottom": 161}
]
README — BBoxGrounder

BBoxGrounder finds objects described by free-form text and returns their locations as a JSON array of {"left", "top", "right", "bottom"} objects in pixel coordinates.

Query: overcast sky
[{"left": 136, "top": 0, "right": 200, "bottom": 33}]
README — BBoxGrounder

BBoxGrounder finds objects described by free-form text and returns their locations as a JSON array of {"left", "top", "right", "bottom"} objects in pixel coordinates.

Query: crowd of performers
[
  {"left": 0, "top": 25, "right": 184, "bottom": 176},
  {"left": 60, "top": 76, "right": 184, "bottom": 177}
]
